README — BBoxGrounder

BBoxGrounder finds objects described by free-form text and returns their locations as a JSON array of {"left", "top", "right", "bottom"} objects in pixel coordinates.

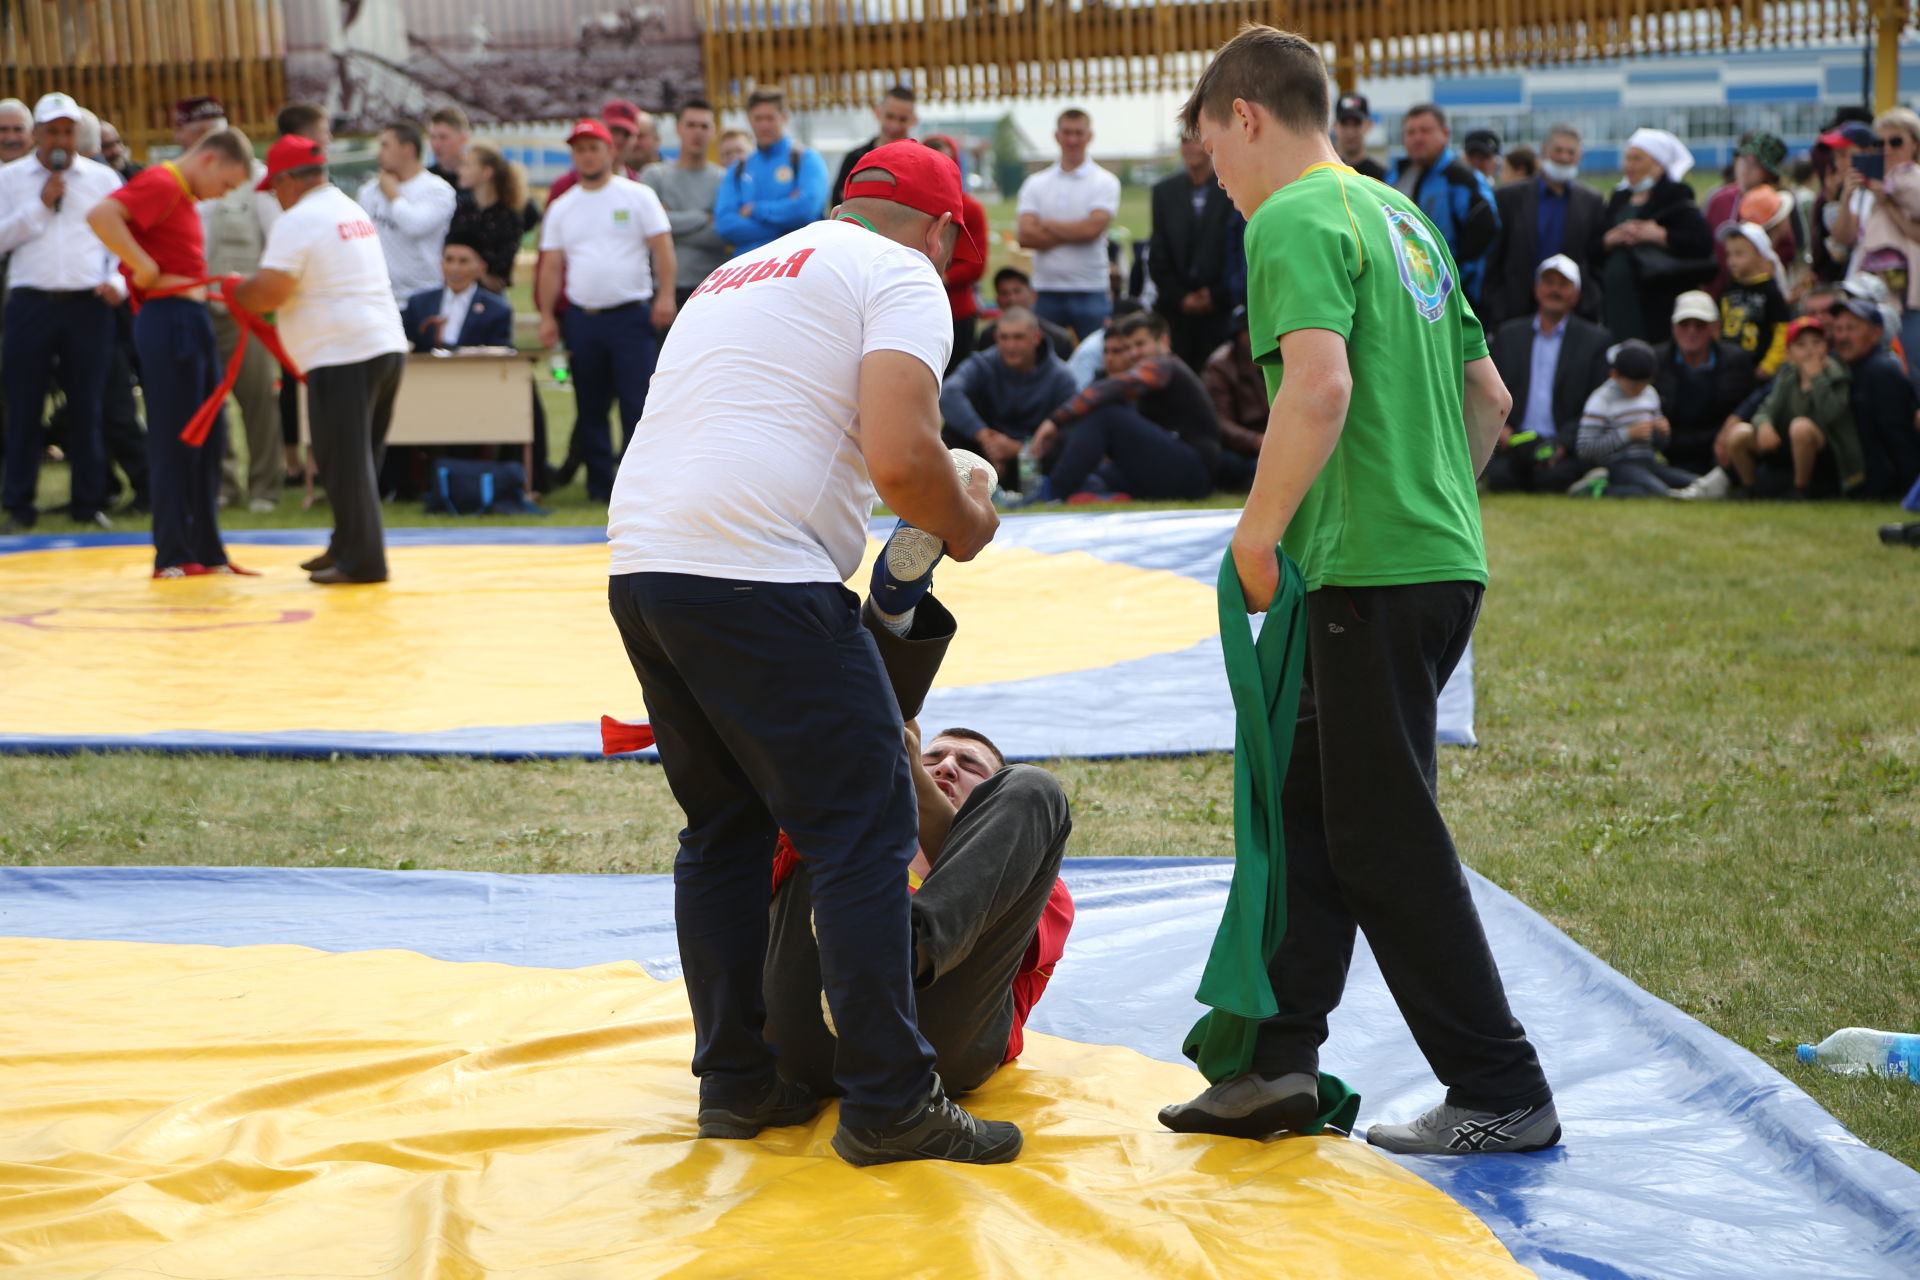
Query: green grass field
[{"left": 4, "top": 489, "right": 1917, "bottom": 1169}]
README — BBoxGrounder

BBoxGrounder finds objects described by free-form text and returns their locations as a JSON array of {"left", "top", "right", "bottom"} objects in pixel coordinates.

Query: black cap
[
  {"left": 1463, "top": 129, "right": 1502, "bottom": 157},
  {"left": 1336, "top": 94, "right": 1370, "bottom": 124},
  {"left": 1610, "top": 339, "right": 1657, "bottom": 380}
]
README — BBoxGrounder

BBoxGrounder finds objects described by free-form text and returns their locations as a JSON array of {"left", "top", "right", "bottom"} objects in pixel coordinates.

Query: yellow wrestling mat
[
  {"left": 0, "top": 936, "right": 1529, "bottom": 1279},
  {"left": 0, "top": 535, "right": 1216, "bottom": 741}
]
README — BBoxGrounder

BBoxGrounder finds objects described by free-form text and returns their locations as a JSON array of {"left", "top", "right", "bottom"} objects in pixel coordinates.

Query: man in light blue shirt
[
  {"left": 1484, "top": 254, "right": 1612, "bottom": 492},
  {"left": 713, "top": 87, "right": 828, "bottom": 254}
]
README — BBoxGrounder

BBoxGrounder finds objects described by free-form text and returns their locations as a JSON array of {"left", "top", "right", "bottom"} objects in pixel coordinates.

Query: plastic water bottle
[
  {"left": 1796, "top": 1028, "right": 1920, "bottom": 1081},
  {"left": 1017, "top": 445, "right": 1041, "bottom": 496}
]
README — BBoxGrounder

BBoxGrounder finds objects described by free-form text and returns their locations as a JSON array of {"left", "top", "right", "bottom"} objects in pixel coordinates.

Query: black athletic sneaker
[
  {"left": 1158, "top": 1071, "right": 1320, "bottom": 1139},
  {"left": 830, "top": 1075, "right": 1023, "bottom": 1167},
  {"left": 696, "top": 1077, "right": 820, "bottom": 1139}
]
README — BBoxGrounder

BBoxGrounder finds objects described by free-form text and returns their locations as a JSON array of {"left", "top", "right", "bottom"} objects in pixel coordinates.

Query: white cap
[
  {"left": 32, "top": 92, "right": 80, "bottom": 125},
  {"left": 1535, "top": 253, "right": 1581, "bottom": 291},
  {"left": 1671, "top": 290, "right": 1718, "bottom": 325}
]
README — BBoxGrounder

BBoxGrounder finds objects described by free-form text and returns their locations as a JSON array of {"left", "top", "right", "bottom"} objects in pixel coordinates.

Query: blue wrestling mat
[
  {"left": 0, "top": 514, "right": 1476, "bottom": 759},
  {"left": 3, "top": 860, "right": 1915, "bottom": 1280}
]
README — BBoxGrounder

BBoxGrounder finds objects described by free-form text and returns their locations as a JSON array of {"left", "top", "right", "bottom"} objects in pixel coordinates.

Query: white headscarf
[
  {"left": 1718, "top": 221, "right": 1790, "bottom": 297},
  {"left": 1623, "top": 128, "right": 1695, "bottom": 183}
]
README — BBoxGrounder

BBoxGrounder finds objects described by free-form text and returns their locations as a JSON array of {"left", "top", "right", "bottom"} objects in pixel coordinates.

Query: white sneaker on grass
[{"left": 1672, "top": 466, "right": 1731, "bottom": 500}]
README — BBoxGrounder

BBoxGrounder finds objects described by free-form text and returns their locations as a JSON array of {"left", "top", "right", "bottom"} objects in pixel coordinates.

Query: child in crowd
[
  {"left": 1718, "top": 221, "right": 1792, "bottom": 376},
  {"left": 1722, "top": 316, "right": 1861, "bottom": 498},
  {"left": 1572, "top": 339, "right": 1700, "bottom": 497}
]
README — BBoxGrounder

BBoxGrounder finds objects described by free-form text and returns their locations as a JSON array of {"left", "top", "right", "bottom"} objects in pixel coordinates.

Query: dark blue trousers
[
  {"left": 564, "top": 304, "right": 658, "bottom": 501},
  {"left": 608, "top": 571, "right": 936, "bottom": 1127},
  {"left": 136, "top": 299, "right": 228, "bottom": 570},
  {"left": 3, "top": 289, "right": 113, "bottom": 522},
  {"left": 1049, "top": 403, "right": 1212, "bottom": 499}
]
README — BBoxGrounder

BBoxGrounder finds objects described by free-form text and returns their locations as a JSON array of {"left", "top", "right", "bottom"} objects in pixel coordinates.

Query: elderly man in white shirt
[
  {"left": 0, "top": 92, "right": 126, "bottom": 531},
  {"left": 356, "top": 119, "right": 457, "bottom": 303}
]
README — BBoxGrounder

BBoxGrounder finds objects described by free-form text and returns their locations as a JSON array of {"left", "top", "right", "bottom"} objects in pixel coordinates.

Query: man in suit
[
  {"left": 1481, "top": 125, "right": 1603, "bottom": 330},
  {"left": 402, "top": 232, "right": 513, "bottom": 352},
  {"left": 1485, "top": 254, "right": 1611, "bottom": 492},
  {"left": 1148, "top": 133, "right": 1243, "bottom": 371}
]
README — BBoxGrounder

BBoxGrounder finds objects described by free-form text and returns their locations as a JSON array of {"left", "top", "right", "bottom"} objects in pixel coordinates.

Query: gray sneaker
[
  {"left": 830, "top": 1074, "right": 1023, "bottom": 1167},
  {"left": 1158, "top": 1072, "right": 1320, "bottom": 1139},
  {"left": 1366, "top": 1100, "right": 1561, "bottom": 1155}
]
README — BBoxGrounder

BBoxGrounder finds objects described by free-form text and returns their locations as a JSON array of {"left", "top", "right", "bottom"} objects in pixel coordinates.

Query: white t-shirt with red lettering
[
  {"left": 259, "top": 183, "right": 409, "bottom": 373},
  {"left": 608, "top": 218, "right": 952, "bottom": 583}
]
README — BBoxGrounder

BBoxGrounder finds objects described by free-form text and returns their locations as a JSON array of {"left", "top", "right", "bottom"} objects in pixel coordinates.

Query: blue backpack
[{"left": 424, "top": 458, "right": 545, "bottom": 516}]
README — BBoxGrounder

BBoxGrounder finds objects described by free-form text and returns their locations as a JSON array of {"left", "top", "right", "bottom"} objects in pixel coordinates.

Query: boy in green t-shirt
[{"left": 1156, "top": 26, "right": 1558, "bottom": 1155}]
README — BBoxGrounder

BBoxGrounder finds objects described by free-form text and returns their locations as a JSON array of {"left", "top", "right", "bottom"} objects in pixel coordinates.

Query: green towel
[{"left": 1181, "top": 548, "right": 1360, "bottom": 1135}]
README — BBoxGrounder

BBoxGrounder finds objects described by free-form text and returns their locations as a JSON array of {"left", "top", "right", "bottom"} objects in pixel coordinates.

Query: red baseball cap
[
  {"left": 257, "top": 134, "right": 328, "bottom": 190},
  {"left": 1786, "top": 315, "right": 1827, "bottom": 345},
  {"left": 567, "top": 118, "right": 614, "bottom": 147},
  {"left": 844, "top": 140, "right": 982, "bottom": 264},
  {"left": 601, "top": 99, "right": 642, "bottom": 131}
]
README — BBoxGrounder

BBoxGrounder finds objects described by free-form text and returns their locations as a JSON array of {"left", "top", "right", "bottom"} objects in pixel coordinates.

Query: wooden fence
[
  {"left": 3, "top": 0, "right": 285, "bottom": 158},
  {"left": 698, "top": 0, "right": 1913, "bottom": 111}
]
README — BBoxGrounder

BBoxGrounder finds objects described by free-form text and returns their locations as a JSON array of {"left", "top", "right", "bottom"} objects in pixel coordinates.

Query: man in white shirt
[
  {"left": 537, "top": 118, "right": 676, "bottom": 501},
  {"left": 606, "top": 141, "right": 1014, "bottom": 1168},
  {"left": 235, "top": 136, "right": 410, "bottom": 585},
  {"left": 356, "top": 119, "right": 456, "bottom": 304},
  {"left": 0, "top": 92, "right": 126, "bottom": 531},
  {"left": 1015, "top": 109, "right": 1122, "bottom": 344},
  {"left": 175, "top": 95, "right": 284, "bottom": 512}
]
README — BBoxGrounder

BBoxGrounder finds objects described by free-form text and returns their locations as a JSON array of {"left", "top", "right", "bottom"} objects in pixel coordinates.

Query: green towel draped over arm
[{"left": 1181, "top": 548, "right": 1360, "bottom": 1135}]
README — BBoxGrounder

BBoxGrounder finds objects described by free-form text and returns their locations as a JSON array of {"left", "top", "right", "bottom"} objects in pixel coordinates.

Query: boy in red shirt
[{"left": 87, "top": 128, "right": 255, "bottom": 576}]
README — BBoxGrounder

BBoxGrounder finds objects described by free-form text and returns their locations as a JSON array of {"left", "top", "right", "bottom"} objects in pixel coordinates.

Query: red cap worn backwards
[
  {"left": 844, "top": 139, "right": 982, "bottom": 265},
  {"left": 257, "top": 135, "right": 328, "bottom": 190}
]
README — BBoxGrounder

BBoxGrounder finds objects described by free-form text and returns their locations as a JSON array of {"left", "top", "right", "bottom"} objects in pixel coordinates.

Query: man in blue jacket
[
  {"left": 713, "top": 87, "right": 828, "bottom": 254},
  {"left": 1386, "top": 104, "right": 1498, "bottom": 305},
  {"left": 400, "top": 232, "right": 513, "bottom": 351}
]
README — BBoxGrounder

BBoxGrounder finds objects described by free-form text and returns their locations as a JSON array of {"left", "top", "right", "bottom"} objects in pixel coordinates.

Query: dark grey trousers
[
  {"left": 765, "top": 764, "right": 1071, "bottom": 1096},
  {"left": 306, "top": 351, "right": 402, "bottom": 581}
]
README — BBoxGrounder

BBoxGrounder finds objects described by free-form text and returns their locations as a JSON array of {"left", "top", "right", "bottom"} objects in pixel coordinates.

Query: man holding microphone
[
  {"left": 232, "top": 136, "right": 410, "bottom": 585},
  {"left": 605, "top": 141, "right": 1012, "bottom": 1167},
  {"left": 0, "top": 92, "right": 125, "bottom": 532}
]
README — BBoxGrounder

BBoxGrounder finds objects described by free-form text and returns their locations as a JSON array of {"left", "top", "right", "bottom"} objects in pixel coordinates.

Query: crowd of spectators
[{"left": 2, "top": 82, "right": 1917, "bottom": 545}]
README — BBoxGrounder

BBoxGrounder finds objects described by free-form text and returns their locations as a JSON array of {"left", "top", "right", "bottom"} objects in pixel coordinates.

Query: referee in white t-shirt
[
  {"left": 233, "top": 136, "right": 410, "bottom": 584},
  {"left": 605, "top": 142, "right": 1013, "bottom": 1167},
  {"left": 537, "top": 118, "right": 676, "bottom": 501}
]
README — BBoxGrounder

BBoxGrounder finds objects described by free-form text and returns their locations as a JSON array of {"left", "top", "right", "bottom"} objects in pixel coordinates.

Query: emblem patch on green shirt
[{"left": 1382, "top": 205, "right": 1453, "bottom": 323}]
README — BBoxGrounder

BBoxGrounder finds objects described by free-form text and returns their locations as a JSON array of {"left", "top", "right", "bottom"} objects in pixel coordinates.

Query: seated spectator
[
  {"left": 1594, "top": 129, "right": 1714, "bottom": 342},
  {"left": 1722, "top": 316, "right": 1860, "bottom": 498},
  {"left": 449, "top": 144, "right": 532, "bottom": 294},
  {"left": 1717, "top": 222, "right": 1791, "bottom": 376},
  {"left": 1827, "top": 295, "right": 1920, "bottom": 497},
  {"left": 1023, "top": 313, "right": 1220, "bottom": 502},
  {"left": 401, "top": 234, "right": 513, "bottom": 351},
  {"left": 975, "top": 267, "right": 1076, "bottom": 360},
  {"left": 1486, "top": 254, "right": 1612, "bottom": 492},
  {"left": 1064, "top": 296, "right": 1144, "bottom": 388},
  {"left": 1656, "top": 290, "right": 1759, "bottom": 490},
  {"left": 939, "top": 305, "right": 1080, "bottom": 485},
  {"left": 1203, "top": 305, "right": 1267, "bottom": 491},
  {"left": 768, "top": 703, "right": 1074, "bottom": 1097},
  {"left": 1572, "top": 339, "right": 1698, "bottom": 496}
]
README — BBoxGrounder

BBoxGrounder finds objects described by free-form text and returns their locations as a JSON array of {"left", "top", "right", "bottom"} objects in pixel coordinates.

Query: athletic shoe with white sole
[
  {"left": 696, "top": 1077, "right": 820, "bottom": 1139},
  {"left": 1671, "top": 465, "right": 1732, "bottom": 501},
  {"left": 1566, "top": 467, "right": 1609, "bottom": 498},
  {"left": 869, "top": 519, "right": 943, "bottom": 619},
  {"left": 1158, "top": 1071, "right": 1320, "bottom": 1139},
  {"left": 830, "top": 1074, "right": 1022, "bottom": 1167},
  {"left": 1366, "top": 1099, "right": 1561, "bottom": 1155}
]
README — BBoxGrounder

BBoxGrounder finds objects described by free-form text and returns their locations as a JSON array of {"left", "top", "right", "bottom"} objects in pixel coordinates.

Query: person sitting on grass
[
  {"left": 939, "top": 304, "right": 1080, "bottom": 490},
  {"left": 1717, "top": 222, "right": 1792, "bottom": 377},
  {"left": 1020, "top": 312, "right": 1221, "bottom": 503},
  {"left": 1720, "top": 316, "right": 1861, "bottom": 499},
  {"left": 1203, "top": 305, "right": 1269, "bottom": 492},
  {"left": 1570, "top": 339, "right": 1699, "bottom": 497}
]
